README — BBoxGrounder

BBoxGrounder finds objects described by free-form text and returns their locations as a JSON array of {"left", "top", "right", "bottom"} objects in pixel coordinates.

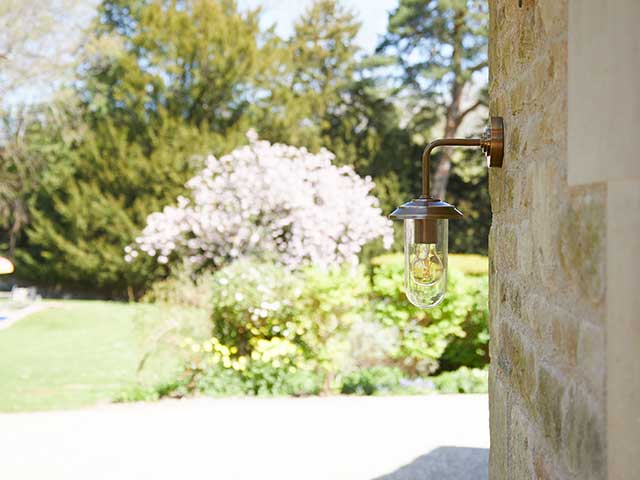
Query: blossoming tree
[{"left": 127, "top": 130, "right": 393, "bottom": 269}]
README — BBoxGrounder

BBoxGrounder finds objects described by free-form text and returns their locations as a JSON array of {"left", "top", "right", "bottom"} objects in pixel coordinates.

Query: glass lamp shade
[{"left": 404, "top": 218, "right": 448, "bottom": 308}]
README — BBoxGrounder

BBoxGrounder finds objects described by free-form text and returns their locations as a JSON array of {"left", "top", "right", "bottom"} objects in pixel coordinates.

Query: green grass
[{"left": 0, "top": 300, "right": 207, "bottom": 412}]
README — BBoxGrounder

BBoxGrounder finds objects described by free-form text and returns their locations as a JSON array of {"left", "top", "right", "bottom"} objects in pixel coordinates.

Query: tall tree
[
  {"left": 0, "top": 0, "right": 92, "bottom": 255},
  {"left": 254, "top": 0, "right": 361, "bottom": 150},
  {"left": 83, "top": 0, "right": 262, "bottom": 151},
  {"left": 18, "top": 0, "right": 266, "bottom": 297},
  {"left": 377, "top": 0, "right": 488, "bottom": 200},
  {"left": 256, "top": 0, "right": 418, "bottom": 218}
]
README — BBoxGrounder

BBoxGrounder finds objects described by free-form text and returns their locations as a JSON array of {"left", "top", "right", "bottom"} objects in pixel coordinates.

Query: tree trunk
[
  {"left": 431, "top": 100, "right": 462, "bottom": 200},
  {"left": 429, "top": 9, "right": 465, "bottom": 201}
]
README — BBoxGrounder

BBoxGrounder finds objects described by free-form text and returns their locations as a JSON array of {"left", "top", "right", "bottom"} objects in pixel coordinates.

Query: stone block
[
  {"left": 500, "top": 321, "right": 536, "bottom": 413},
  {"left": 559, "top": 190, "right": 606, "bottom": 306},
  {"left": 489, "top": 371, "right": 509, "bottom": 480},
  {"left": 549, "top": 308, "right": 578, "bottom": 367},
  {"left": 577, "top": 322, "right": 605, "bottom": 398},
  {"left": 510, "top": 406, "right": 534, "bottom": 478},
  {"left": 561, "top": 387, "right": 605, "bottom": 479},
  {"left": 535, "top": 364, "right": 565, "bottom": 450}
]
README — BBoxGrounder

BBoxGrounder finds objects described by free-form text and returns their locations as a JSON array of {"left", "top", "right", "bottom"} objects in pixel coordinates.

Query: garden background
[{"left": 0, "top": 0, "right": 491, "bottom": 411}]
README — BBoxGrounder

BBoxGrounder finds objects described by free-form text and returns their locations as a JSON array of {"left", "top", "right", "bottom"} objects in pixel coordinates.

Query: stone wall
[{"left": 487, "top": 1, "right": 607, "bottom": 478}]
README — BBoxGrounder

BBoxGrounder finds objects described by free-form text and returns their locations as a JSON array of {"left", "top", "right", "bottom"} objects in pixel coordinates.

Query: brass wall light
[{"left": 389, "top": 117, "right": 504, "bottom": 308}]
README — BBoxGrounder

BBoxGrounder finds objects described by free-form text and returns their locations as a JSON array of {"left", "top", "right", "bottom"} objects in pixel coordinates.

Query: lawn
[{"left": 0, "top": 301, "right": 206, "bottom": 412}]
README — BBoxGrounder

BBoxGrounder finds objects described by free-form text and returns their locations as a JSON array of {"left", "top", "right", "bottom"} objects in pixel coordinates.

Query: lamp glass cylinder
[{"left": 404, "top": 218, "right": 448, "bottom": 308}]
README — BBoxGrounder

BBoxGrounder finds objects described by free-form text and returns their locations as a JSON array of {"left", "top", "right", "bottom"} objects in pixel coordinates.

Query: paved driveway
[{"left": 0, "top": 395, "right": 489, "bottom": 480}]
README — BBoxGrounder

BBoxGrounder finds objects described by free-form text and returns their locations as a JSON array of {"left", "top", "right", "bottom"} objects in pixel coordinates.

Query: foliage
[
  {"left": 83, "top": 0, "right": 263, "bottom": 142},
  {"left": 438, "top": 274, "right": 489, "bottom": 371},
  {"left": 377, "top": 0, "right": 489, "bottom": 199},
  {"left": 446, "top": 149, "right": 491, "bottom": 254},
  {"left": 148, "top": 252, "right": 488, "bottom": 399},
  {"left": 430, "top": 367, "right": 488, "bottom": 394},
  {"left": 141, "top": 263, "right": 213, "bottom": 310},
  {"left": 5, "top": 0, "right": 493, "bottom": 296},
  {"left": 341, "top": 366, "right": 403, "bottom": 395},
  {"left": 149, "top": 259, "right": 372, "bottom": 395},
  {"left": 208, "top": 260, "right": 303, "bottom": 357},
  {"left": 340, "top": 365, "right": 488, "bottom": 396},
  {"left": 17, "top": 117, "right": 201, "bottom": 297},
  {"left": 168, "top": 360, "right": 322, "bottom": 397},
  {"left": 254, "top": 0, "right": 360, "bottom": 151},
  {"left": 0, "top": 104, "right": 75, "bottom": 255},
  {"left": 113, "top": 385, "right": 160, "bottom": 403},
  {"left": 210, "top": 260, "right": 369, "bottom": 386},
  {"left": 254, "top": 0, "right": 421, "bottom": 218},
  {"left": 14, "top": 0, "right": 268, "bottom": 297},
  {"left": 369, "top": 253, "right": 488, "bottom": 374},
  {"left": 130, "top": 132, "right": 393, "bottom": 270}
]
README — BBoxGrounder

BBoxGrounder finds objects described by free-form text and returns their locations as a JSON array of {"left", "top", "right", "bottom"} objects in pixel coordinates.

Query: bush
[
  {"left": 370, "top": 253, "right": 489, "bottom": 375},
  {"left": 437, "top": 274, "right": 489, "bottom": 371},
  {"left": 162, "top": 259, "right": 370, "bottom": 394},
  {"left": 136, "top": 253, "right": 489, "bottom": 401},
  {"left": 128, "top": 132, "right": 393, "bottom": 270},
  {"left": 141, "top": 263, "right": 213, "bottom": 310},
  {"left": 341, "top": 366, "right": 403, "bottom": 395},
  {"left": 339, "top": 366, "right": 488, "bottom": 396},
  {"left": 208, "top": 259, "right": 302, "bottom": 358},
  {"left": 430, "top": 367, "right": 488, "bottom": 394},
  {"left": 160, "top": 338, "right": 323, "bottom": 397}
]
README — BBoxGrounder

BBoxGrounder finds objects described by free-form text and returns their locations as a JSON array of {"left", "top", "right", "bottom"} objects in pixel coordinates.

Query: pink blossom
[{"left": 127, "top": 131, "right": 393, "bottom": 269}]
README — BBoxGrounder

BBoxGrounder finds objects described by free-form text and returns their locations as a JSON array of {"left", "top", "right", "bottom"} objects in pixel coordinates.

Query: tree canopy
[{"left": 1, "top": 0, "right": 490, "bottom": 297}]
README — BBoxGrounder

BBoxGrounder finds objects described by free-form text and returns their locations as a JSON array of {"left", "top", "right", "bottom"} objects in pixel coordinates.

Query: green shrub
[
  {"left": 160, "top": 356, "right": 322, "bottom": 397},
  {"left": 438, "top": 274, "right": 489, "bottom": 371},
  {"left": 167, "top": 260, "right": 370, "bottom": 394},
  {"left": 430, "top": 367, "right": 488, "bottom": 394},
  {"left": 113, "top": 385, "right": 160, "bottom": 403},
  {"left": 370, "top": 253, "right": 489, "bottom": 375},
  {"left": 137, "top": 253, "right": 489, "bottom": 401},
  {"left": 209, "top": 259, "right": 302, "bottom": 358},
  {"left": 297, "top": 266, "right": 370, "bottom": 389},
  {"left": 141, "top": 263, "right": 213, "bottom": 310},
  {"left": 340, "top": 366, "right": 403, "bottom": 395}
]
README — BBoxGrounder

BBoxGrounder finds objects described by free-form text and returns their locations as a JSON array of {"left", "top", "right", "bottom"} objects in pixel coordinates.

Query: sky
[
  {"left": 239, "top": 0, "right": 398, "bottom": 53},
  {"left": 4, "top": 0, "right": 398, "bottom": 107}
]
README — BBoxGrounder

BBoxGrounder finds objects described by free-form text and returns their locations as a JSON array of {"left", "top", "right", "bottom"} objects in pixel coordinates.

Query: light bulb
[{"left": 410, "top": 243, "right": 444, "bottom": 286}]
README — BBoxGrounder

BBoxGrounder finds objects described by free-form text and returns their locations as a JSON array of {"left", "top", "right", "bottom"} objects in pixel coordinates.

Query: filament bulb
[{"left": 410, "top": 243, "right": 444, "bottom": 286}]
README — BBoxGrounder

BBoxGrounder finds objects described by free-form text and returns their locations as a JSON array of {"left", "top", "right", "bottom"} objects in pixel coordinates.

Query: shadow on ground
[{"left": 375, "top": 446, "right": 489, "bottom": 480}]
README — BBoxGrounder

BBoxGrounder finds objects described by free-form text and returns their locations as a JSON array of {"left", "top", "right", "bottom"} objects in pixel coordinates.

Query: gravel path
[{"left": 0, "top": 395, "right": 489, "bottom": 480}]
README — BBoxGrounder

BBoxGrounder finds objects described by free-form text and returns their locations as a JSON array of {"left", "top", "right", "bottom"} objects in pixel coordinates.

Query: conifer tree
[
  {"left": 19, "top": 0, "right": 265, "bottom": 297},
  {"left": 377, "top": 0, "right": 488, "bottom": 200},
  {"left": 254, "top": 0, "right": 360, "bottom": 150},
  {"left": 256, "top": 0, "right": 418, "bottom": 217}
]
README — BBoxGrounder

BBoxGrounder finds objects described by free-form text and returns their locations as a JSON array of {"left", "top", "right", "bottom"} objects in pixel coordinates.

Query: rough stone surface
[{"left": 488, "top": 1, "right": 606, "bottom": 478}]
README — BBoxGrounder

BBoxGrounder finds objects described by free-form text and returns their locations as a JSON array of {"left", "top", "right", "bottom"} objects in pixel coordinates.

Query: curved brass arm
[
  {"left": 421, "top": 138, "right": 482, "bottom": 197},
  {"left": 420, "top": 117, "right": 504, "bottom": 197}
]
